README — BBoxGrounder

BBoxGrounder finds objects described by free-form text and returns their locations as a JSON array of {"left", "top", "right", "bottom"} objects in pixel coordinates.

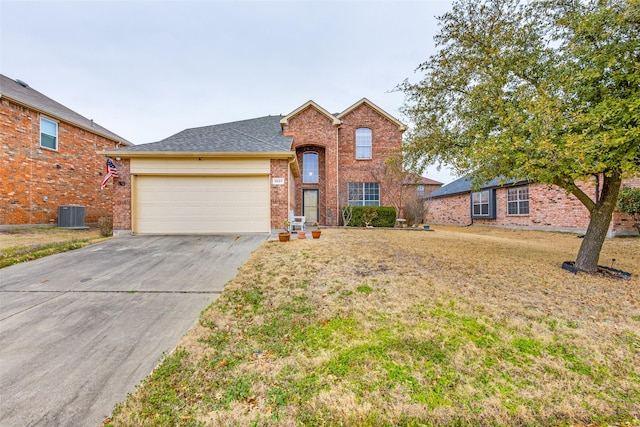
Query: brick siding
[
  {"left": 283, "top": 106, "right": 339, "bottom": 225},
  {"left": 270, "top": 159, "right": 290, "bottom": 230},
  {"left": 1, "top": 98, "right": 122, "bottom": 225},
  {"left": 337, "top": 103, "right": 403, "bottom": 210},
  {"left": 111, "top": 158, "right": 131, "bottom": 233}
]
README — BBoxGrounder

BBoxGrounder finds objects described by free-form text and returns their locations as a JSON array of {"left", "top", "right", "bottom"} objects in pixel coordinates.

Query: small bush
[
  {"left": 346, "top": 206, "right": 396, "bottom": 227},
  {"left": 98, "top": 217, "right": 113, "bottom": 237},
  {"left": 404, "top": 197, "right": 426, "bottom": 227},
  {"left": 617, "top": 187, "right": 640, "bottom": 233}
]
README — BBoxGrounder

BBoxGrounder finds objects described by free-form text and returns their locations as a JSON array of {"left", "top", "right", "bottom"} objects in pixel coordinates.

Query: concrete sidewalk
[{"left": 0, "top": 234, "right": 265, "bottom": 426}]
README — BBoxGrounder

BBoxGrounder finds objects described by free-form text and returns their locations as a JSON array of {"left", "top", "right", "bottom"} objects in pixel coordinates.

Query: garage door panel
[{"left": 135, "top": 176, "right": 269, "bottom": 234}]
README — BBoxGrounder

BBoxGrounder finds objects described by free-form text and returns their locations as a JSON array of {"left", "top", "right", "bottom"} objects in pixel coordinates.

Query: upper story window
[
  {"left": 348, "top": 182, "right": 380, "bottom": 206},
  {"left": 303, "top": 152, "right": 319, "bottom": 183},
  {"left": 507, "top": 186, "right": 529, "bottom": 215},
  {"left": 355, "top": 128, "right": 372, "bottom": 159},
  {"left": 471, "top": 189, "right": 496, "bottom": 219},
  {"left": 417, "top": 185, "right": 425, "bottom": 197},
  {"left": 40, "top": 117, "right": 58, "bottom": 150}
]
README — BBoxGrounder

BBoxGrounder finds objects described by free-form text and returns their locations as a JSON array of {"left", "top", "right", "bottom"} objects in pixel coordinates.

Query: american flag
[{"left": 100, "top": 158, "right": 119, "bottom": 189}]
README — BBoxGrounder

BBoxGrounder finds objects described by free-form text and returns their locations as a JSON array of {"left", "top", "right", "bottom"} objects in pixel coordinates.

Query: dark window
[
  {"left": 303, "top": 152, "right": 319, "bottom": 183},
  {"left": 348, "top": 182, "right": 380, "bottom": 206}
]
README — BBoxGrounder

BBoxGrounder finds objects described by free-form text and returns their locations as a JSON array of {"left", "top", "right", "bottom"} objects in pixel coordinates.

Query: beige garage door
[{"left": 135, "top": 175, "right": 270, "bottom": 234}]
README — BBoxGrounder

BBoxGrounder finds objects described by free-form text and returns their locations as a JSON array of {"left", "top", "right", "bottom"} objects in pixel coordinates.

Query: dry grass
[
  {"left": 0, "top": 226, "right": 102, "bottom": 249},
  {"left": 105, "top": 226, "right": 640, "bottom": 427},
  {"left": 0, "top": 226, "right": 106, "bottom": 267}
]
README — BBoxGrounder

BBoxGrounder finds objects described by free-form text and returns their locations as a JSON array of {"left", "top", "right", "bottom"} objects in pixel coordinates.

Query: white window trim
[
  {"left": 507, "top": 186, "right": 530, "bottom": 216},
  {"left": 471, "top": 189, "right": 494, "bottom": 218},
  {"left": 302, "top": 151, "right": 319, "bottom": 184},
  {"left": 40, "top": 116, "right": 59, "bottom": 151},
  {"left": 355, "top": 128, "right": 372, "bottom": 160},
  {"left": 348, "top": 182, "right": 380, "bottom": 206}
]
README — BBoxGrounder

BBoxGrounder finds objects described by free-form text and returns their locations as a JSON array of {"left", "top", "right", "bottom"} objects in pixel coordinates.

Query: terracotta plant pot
[
  {"left": 278, "top": 232, "right": 290, "bottom": 242},
  {"left": 297, "top": 231, "right": 306, "bottom": 239},
  {"left": 312, "top": 230, "right": 321, "bottom": 239}
]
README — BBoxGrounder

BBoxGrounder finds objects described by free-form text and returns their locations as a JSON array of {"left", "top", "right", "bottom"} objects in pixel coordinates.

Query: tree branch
[{"left": 554, "top": 177, "right": 595, "bottom": 212}]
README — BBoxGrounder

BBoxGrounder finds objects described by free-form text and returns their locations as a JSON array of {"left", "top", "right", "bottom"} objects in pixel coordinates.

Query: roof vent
[{"left": 15, "top": 79, "right": 29, "bottom": 88}]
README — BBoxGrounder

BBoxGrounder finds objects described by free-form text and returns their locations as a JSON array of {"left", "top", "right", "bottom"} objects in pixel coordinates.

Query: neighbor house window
[
  {"left": 507, "top": 186, "right": 529, "bottom": 215},
  {"left": 348, "top": 182, "right": 380, "bottom": 206},
  {"left": 471, "top": 189, "right": 496, "bottom": 218},
  {"left": 40, "top": 117, "right": 58, "bottom": 150},
  {"left": 302, "top": 152, "right": 319, "bottom": 183},
  {"left": 417, "top": 185, "right": 425, "bottom": 197},
  {"left": 355, "top": 128, "right": 372, "bottom": 159}
]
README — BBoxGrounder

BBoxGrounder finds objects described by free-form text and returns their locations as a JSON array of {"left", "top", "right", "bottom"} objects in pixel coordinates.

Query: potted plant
[
  {"left": 311, "top": 222, "right": 321, "bottom": 239},
  {"left": 279, "top": 220, "right": 291, "bottom": 242}
]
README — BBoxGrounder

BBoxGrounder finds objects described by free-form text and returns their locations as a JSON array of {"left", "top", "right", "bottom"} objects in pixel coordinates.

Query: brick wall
[
  {"left": 426, "top": 193, "right": 472, "bottom": 225},
  {"left": 337, "top": 103, "right": 403, "bottom": 210},
  {"left": 425, "top": 178, "right": 640, "bottom": 235},
  {"left": 1, "top": 98, "right": 121, "bottom": 225},
  {"left": 283, "top": 106, "right": 339, "bottom": 225},
  {"left": 111, "top": 158, "right": 131, "bottom": 233},
  {"left": 270, "top": 159, "right": 290, "bottom": 230}
]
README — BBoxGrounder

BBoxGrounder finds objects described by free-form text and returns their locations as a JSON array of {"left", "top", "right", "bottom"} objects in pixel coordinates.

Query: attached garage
[
  {"left": 101, "top": 115, "right": 299, "bottom": 235},
  {"left": 129, "top": 157, "right": 275, "bottom": 234},
  {"left": 134, "top": 175, "right": 270, "bottom": 234}
]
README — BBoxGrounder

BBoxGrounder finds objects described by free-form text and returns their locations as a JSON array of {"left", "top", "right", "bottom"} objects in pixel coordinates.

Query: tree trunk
[{"left": 574, "top": 172, "right": 622, "bottom": 273}]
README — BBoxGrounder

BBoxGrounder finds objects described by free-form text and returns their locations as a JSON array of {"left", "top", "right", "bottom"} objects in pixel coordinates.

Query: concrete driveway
[{"left": 0, "top": 234, "right": 266, "bottom": 427}]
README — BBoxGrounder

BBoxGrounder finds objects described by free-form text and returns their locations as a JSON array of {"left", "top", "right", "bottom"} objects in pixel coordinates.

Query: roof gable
[
  {"left": 0, "top": 74, "right": 131, "bottom": 145},
  {"left": 337, "top": 98, "right": 406, "bottom": 132},
  {"left": 280, "top": 100, "right": 342, "bottom": 127}
]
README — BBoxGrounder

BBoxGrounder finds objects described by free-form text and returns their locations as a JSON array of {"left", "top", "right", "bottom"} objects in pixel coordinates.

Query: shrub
[
  {"left": 346, "top": 206, "right": 396, "bottom": 227},
  {"left": 362, "top": 206, "right": 378, "bottom": 226},
  {"left": 403, "top": 197, "right": 426, "bottom": 227},
  {"left": 98, "top": 217, "right": 113, "bottom": 237},
  {"left": 617, "top": 187, "right": 640, "bottom": 233}
]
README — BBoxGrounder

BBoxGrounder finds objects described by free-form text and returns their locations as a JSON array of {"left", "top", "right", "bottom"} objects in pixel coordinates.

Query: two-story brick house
[
  {"left": 1, "top": 74, "right": 131, "bottom": 226},
  {"left": 102, "top": 98, "right": 406, "bottom": 235}
]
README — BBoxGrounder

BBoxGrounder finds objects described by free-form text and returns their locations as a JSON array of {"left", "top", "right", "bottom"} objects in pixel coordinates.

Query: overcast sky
[{"left": 1, "top": 0, "right": 457, "bottom": 183}]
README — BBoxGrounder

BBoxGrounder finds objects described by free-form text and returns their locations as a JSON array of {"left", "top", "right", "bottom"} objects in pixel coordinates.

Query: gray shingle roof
[
  {"left": 427, "top": 175, "right": 527, "bottom": 198},
  {"left": 0, "top": 74, "right": 131, "bottom": 145},
  {"left": 115, "top": 115, "right": 293, "bottom": 153}
]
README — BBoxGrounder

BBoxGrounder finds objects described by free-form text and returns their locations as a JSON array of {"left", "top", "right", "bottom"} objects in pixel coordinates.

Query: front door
[{"left": 303, "top": 189, "right": 319, "bottom": 224}]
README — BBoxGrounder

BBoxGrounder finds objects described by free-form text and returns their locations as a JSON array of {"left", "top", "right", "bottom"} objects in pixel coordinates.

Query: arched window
[
  {"left": 355, "top": 128, "right": 372, "bottom": 159},
  {"left": 303, "top": 152, "right": 319, "bottom": 183}
]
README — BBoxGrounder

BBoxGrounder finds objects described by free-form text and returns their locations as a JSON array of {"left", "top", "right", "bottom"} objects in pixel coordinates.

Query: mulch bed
[{"left": 562, "top": 261, "right": 632, "bottom": 280}]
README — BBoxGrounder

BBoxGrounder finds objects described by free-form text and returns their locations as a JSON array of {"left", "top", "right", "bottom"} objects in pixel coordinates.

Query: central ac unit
[{"left": 58, "top": 205, "right": 86, "bottom": 228}]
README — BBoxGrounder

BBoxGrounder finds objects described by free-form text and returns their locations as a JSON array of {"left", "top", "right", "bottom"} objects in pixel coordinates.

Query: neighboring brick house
[
  {"left": 424, "top": 175, "right": 640, "bottom": 237},
  {"left": 102, "top": 98, "right": 407, "bottom": 234},
  {"left": 403, "top": 176, "right": 443, "bottom": 199},
  {"left": 1, "top": 74, "right": 131, "bottom": 226}
]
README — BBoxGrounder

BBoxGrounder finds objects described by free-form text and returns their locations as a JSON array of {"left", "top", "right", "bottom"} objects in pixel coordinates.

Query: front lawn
[{"left": 104, "top": 226, "right": 639, "bottom": 426}]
